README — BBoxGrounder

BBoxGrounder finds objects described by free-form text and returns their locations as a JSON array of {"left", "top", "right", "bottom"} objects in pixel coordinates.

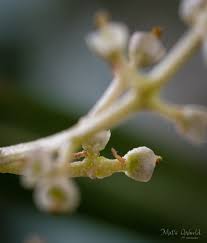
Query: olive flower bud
[
  {"left": 179, "top": 0, "right": 207, "bottom": 25},
  {"left": 175, "top": 105, "right": 207, "bottom": 144},
  {"left": 34, "top": 177, "right": 79, "bottom": 213},
  {"left": 82, "top": 130, "right": 111, "bottom": 153},
  {"left": 124, "top": 146, "right": 159, "bottom": 182},
  {"left": 86, "top": 22, "right": 129, "bottom": 59},
  {"left": 128, "top": 31, "right": 166, "bottom": 67},
  {"left": 21, "top": 148, "right": 53, "bottom": 189}
]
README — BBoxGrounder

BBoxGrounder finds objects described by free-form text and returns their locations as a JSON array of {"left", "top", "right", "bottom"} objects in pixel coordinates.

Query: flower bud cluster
[
  {"left": 21, "top": 148, "right": 79, "bottom": 213},
  {"left": 14, "top": 3, "right": 207, "bottom": 216},
  {"left": 86, "top": 12, "right": 166, "bottom": 67}
]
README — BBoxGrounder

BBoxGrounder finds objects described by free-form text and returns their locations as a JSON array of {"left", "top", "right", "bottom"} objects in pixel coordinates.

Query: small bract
[{"left": 82, "top": 130, "right": 111, "bottom": 153}]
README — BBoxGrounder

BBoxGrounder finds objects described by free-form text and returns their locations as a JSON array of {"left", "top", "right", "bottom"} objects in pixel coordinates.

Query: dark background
[{"left": 0, "top": 0, "right": 206, "bottom": 242}]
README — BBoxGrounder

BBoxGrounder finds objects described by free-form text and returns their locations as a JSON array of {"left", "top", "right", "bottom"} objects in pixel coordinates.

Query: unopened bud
[
  {"left": 86, "top": 22, "right": 129, "bottom": 60},
  {"left": 124, "top": 146, "right": 158, "bottom": 182},
  {"left": 129, "top": 31, "right": 166, "bottom": 67},
  {"left": 34, "top": 177, "right": 79, "bottom": 213},
  {"left": 21, "top": 148, "right": 53, "bottom": 189},
  {"left": 175, "top": 105, "right": 207, "bottom": 144},
  {"left": 179, "top": 0, "right": 207, "bottom": 25}
]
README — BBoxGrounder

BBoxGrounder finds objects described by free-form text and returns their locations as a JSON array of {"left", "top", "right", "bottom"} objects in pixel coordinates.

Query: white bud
[
  {"left": 176, "top": 105, "right": 207, "bottom": 144},
  {"left": 21, "top": 148, "right": 53, "bottom": 189},
  {"left": 86, "top": 22, "right": 129, "bottom": 58},
  {"left": 124, "top": 146, "right": 158, "bottom": 182},
  {"left": 129, "top": 31, "right": 166, "bottom": 67},
  {"left": 82, "top": 130, "right": 111, "bottom": 153},
  {"left": 179, "top": 0, "right": 207, "bottom": 24},
  {"left": 34, "top": 177, "right": 79, "bottom": 213}
]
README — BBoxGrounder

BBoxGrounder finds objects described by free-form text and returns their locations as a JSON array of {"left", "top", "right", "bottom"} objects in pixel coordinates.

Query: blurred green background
[{"left": 0, "top": 0, "right": 207, "bottom": 242}]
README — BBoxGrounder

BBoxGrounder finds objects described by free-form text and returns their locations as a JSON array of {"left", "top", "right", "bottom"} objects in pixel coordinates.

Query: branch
[
  {"left": 88, "top": 77, "right": 126, "bottom": 116},
  {"left": 88, "top": 56, "right": 129, "bottom": 116},
  {"left": 0, "top": 90, "right": 138, "bottom": 173},
  {"left": 0, "top": 154, "right": 124, "bottom": 178}
]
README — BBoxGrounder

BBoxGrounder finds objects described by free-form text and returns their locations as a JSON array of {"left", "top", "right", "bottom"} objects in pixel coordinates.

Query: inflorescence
[{"left": 0, "top": 0, "right": 207, "bottom": 213}]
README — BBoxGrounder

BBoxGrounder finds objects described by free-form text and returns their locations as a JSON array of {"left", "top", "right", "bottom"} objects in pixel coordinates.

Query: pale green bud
[
  {"left": 176, "top": 105, "right": 207, "bottom": 144},
  {"left": 124, "top": 146, "right": 158, "bottom": 182},
  {"left": 34, "top": 177, "right": 79, "bottom": 213},
  {"left": 129, "top": 31, "right": 166, "bottom": 67},
  {"left": 21, "top": 148, "right": 53, "bottom": 189},
  {"left": 86, "top": 22, "right": 129, "bottom": 58}
]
